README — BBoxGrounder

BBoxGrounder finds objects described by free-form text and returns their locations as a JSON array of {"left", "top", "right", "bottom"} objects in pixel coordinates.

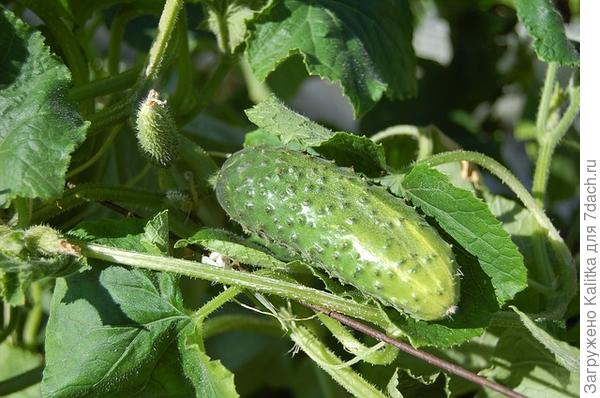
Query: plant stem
[
  {"left": 87, "top": 97, "right": 135, "bottom": 136},
  {"left": 171, "top": 8, "right": 196, "bottom": 115},
  {"left": 14, "top": 198, "right": 32, "bottom": 228},
  {"left": 179, "top": 55, "right": 235, "bottom": 125},
  {"left": 108, "top": 7, "right": 142, "bottom": 75},
  {"left": 23, "top": 282, "right": 43, "bottom": 348},
  {"left": 0, "top": 307, "right": 19, "bottom": 345},
  {"left": 371, "top": 125, "right": 433, "bottom": 160},
  {"left": 0, "top": 366, "right": 44, "bottom": 396},
  {"left": 67, "top": 125, "right": 122, "bottom": 179},
  {"left": 203, "top": 314, "right": 281, "bottom": 339},
  {"left": 68, "top": 67, "right": 140, "bottom": 102},
  {"left": 535, "top": 62, "right": 558, "bottom": 140},
  {"left": 286, "top": 315, "right": 388, "bottom": 398},
  {"left": 144, "top": 0, "right": 184, "bottom": 81},
  {"left": 194, "top": 287, "right": 242, "bottom": 321},
  {"left": 531, "top": 86, "right": 580, "bottom": 205},
  {"left": 419, "top": 151, "right": 572, "bottom": 265},
  {"left": 308, "top": 305, "right": 525, "bottom": 398},
  {"left": 124, "top": 162, "right": 152, "bottom": 187},
  {"left": 31, "top": 184, "right": 166, "bottom": 224},
  {"left": 79, "top": 242, "right": 387, "bottom": 326}
]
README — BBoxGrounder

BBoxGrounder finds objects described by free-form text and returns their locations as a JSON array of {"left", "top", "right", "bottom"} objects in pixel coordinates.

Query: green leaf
[
  {"left": 245, "top": 95, "right": 334, "bottom": 147},
  {"left": 515, "top": 0, "right": 579, "bottom": 66},
  {"left": 205, "top": 0, "right": 272, "bottom": 53},
  {"left": 175, "top": 228, "right": 288, "bottom": 270},
  {"left": 400, "top": 165, "right": 527, "bottom": 304},
  {"left": 0, "top": 343, "right": 43, "bottom": 398},
  {"left": 142, "top": 210, "right": 170, "bottom": 254},
  {"left": 0, "top": 9, "right": 88, "bottom": 202},
  {"left": 479, "top": 328, "right": 579, "bottom": 398},
  {"left": 314, "top": 133, "right": 387, "bottom": 177},
  {"left": 42, "top": 265, "right": 191, "bottom": 397},
  {"left": 243, "top": 128, "right": 284, "bottom": 148},
  {"left": 43, "top": 215, "right": 238, "bottom": 397},
  {"left": 486, "top": 194, "right": 576, "bottom": 317},
  {"left": 178, "top": 326, "right": 239, "bottom": 398},
  {"left": 246, "top": 0, "right": 417, "bottom": 116},
  {"left": 245, "top": 95, "right": 385, "bottom": 175},
  {"left": 510, "top": 306, "right": 579, "bottom": 373}
]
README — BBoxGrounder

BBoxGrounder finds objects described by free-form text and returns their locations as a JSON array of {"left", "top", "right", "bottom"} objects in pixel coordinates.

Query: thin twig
[{"left": 307, "top": 305, "right": 526, "bottom": 398}]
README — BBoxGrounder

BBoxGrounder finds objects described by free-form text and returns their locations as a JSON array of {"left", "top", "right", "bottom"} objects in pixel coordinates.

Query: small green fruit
[
  {"left": 24, "top": 225, "right": 62, "bottom": 256},
  {"left": 215, "top": 147, "right": 460, "bottom": 321},
  {"left": 135, "top": 89, "right": 180, "bottom": 167}
]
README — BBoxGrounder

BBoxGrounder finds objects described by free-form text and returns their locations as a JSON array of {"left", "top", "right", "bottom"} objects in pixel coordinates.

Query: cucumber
[
  {"left": 135, "top": 89, "right": 179, "bottom": 167},
  {"left": 215, "top": 147, "right": 460, "bottom": 320}
]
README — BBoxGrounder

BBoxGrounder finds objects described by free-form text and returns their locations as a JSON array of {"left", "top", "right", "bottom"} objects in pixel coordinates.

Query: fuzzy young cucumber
[{"left": 215, "top": 147, "right": 460, "bottom": 320}]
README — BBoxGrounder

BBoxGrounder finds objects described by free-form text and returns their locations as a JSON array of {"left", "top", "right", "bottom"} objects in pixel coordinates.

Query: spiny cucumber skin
[
  {"left": 135, "top": 90, "right": 179, "bottom": 167},
  {"left": 215, "top": 147, "right": 460, "bottom": 321}
]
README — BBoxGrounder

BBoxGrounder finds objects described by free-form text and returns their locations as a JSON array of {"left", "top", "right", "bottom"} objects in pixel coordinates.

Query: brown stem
[{"left": 307, "top": 305, "right": 525, "bottom": 398}]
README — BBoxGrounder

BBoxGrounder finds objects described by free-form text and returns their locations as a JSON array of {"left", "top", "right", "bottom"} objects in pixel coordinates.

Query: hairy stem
[
  {"left": 535, "top": 62, "right": 558, "bottom": 140},
  {"left": 203, "top": 314, "right": 281, "bottom": 339},
  {"left": 68, "top": 67, "right": 140, "bottom": 102},
  {"left": 532, "top": 86, "right": 580, "bottom": 204},
  {"left": 285, "top": 312, "right": 388, "bottom": 398},
  {"left": 309, "top": 305, "right": 525, "bottom": 398},
  {"left": 31, "top": 184, "right": 166, "bottom": 224},
  {"left": 79, "top": 242, "right": 387, "bottom": 326},
  {"left": 23, "top": 282, "right": 43, "bottom": 348},
  {"left": 144, "top": 0, "right": 184, "bottom": 81},
  {"left": 67, "top": 125, "right": 122, "bottom": 179},
  {"left": 419, "top": 151, "right": 572, "bottom": 265}
]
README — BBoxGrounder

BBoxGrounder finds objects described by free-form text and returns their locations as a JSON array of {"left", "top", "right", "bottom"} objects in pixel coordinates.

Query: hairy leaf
[
  {"left": 0, "top": 9, "right": 88, "bottom": 202},
  {"left": 515, "top": 0, "right": 579, "bottom": 66},
  {"left": 175, "top": 228, "right": 287, "bottom": 270},
  {"left": 245, "top": 95, "right": 385, "bottom": 175},
  {"left": 205, "top": 0, "right": 271, "bottom": 53},
  {"left": 487, "top": 194, "right": 576, "bottom": 317},
  {"left": 179, "top": 326, "right": 239, "bottom": 397},
  {"left": 246, "top": 0, "right": 417, "bottom": 116},
  {"left": 43, "top": 214, "right": 237, "bottom": 397},
  {"left": 479, "top": 328, "right": 579, "bottom": 397},
  {"left": 401, "top": 165, "right": 527, "bottom": 304},
  {"left": 511, "top": 306, "right": 579, "bottom": 373}
]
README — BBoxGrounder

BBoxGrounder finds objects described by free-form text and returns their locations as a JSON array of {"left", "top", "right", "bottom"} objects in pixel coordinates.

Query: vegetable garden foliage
[{"left": 0, "top": 0, "right": 579, "bottom": 397}]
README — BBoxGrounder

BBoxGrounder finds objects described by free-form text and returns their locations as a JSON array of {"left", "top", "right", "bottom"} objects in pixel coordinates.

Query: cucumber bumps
[{"left": 215, "top": 147, "right": 460, "bottom": 321}]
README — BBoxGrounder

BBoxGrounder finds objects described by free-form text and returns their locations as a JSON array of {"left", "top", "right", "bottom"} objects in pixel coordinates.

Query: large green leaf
[
  {"left": 487, "top": 194, "right": 576, "bottom": 317},
  {"left": 515, "top": 0, "right": 579, "bottom": 66},
  {"left": 245, "top": 95, "right": 386, "bottom": 175},
  {"left": 175, "top": 228, "right": 288, "bottom": 270},
  {"left": 205, "top": 0, "right": 272, "bottom": 53},
  {"left": 179, "top": 326, "right": 239, "bottom": 397},
  {"left": 0, "top": 9, "right": 88, "bottom": 202},
  {"left": 42, "top": 266, "right": 192, "bottom": 397},
  {"left": 42, "top": 214, "right": 238, "bottom": 397},
  {"left": 511, "top": 306, "right": 579, "bottom": 373},
  {"left": 245, "top": 95, "right": 334, "bottom": 147},
  {"left": 246, "top": 0, "right": 417, "bottom": 116},
  {"left": 479, "top": 328, "right": 579, "bottom": 398},
  {"left": 400, "top": 165, "right": 527, "bottom": 305}
]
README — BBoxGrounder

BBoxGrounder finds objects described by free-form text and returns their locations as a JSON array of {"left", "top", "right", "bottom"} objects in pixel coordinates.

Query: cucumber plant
[{"left": 0, "top": 1, "right": 580, "bottom": 398}]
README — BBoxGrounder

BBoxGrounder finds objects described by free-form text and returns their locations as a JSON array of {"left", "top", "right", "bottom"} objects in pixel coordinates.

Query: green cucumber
[{"left": 215, "top": 147, "right": 460, "bottom": 320}]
